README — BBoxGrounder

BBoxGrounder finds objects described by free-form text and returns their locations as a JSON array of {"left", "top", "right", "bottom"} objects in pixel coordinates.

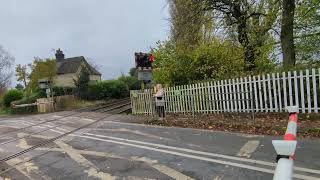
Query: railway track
[
  {"left": 77, "top": 98, "right": 131, "bottom": 114},
  {"left": 0, "top": 99, "right": 131, "bottom": 149},
  {"left": 0, "top": 113, "right": 109, "bottom": 163},
  {"left": 0, "top": 98, "right": 132, "bottom": 176}
]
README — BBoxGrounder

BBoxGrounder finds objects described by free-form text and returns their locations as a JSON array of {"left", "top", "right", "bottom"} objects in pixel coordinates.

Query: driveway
[{"left": 0, "top": 112, "right": 319, "bottom": 180}]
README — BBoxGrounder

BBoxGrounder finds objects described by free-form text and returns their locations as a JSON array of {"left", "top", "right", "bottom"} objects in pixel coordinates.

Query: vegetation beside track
[{"left": 143, "top": 113, "right": 320, "bottom": 138}]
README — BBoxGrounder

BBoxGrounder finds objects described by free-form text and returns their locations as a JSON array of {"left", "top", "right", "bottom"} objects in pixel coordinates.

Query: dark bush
[
  {"left": 118, "top": 76, "right": 141, "bottom": 91},
  {"left": 11, "top": 105, "right": 37, "bottom": 114},
  {"left": 13, "top": 91, "right": 44, "bottom": 105},
  {"left": 87, "top": 80, "right": 129, "bottom": 100},
  {"left": 3, "top": 89, "right": 23, "bottom": 107},
  {"left": 52, "top": 86, "right": 75, "bottom": 96}
]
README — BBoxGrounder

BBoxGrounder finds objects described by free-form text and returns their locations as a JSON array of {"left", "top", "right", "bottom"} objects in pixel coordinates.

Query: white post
[
  {"left": 262, "top": 74, "right": 268, "bottom": 112},
  {"left": 277, "top": 73, "right": 283, "bottom": 112},
  {"left": 267, "top": 74, "right": 273, "bottom": 112},
  {"left": 272, "top": 106, "right": 298, "bottom": 180},
  {"left": 272, "top": 73, "right": 278, "bottom": 112},
  {"left": 233, "top": 78, "right": 238, "bottom": 112}
]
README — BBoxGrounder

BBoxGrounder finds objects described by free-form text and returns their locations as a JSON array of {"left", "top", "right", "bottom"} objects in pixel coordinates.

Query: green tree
[
  {"left": 169, "top": 0, "right": 210, "bottom": 50},
  {"left": 129, "top": 67, "right": 138, "bottom": 77},
  {"left": 15, "top": 64, "right": 29, "bottom": 88},
  {"left": 74, "top": 69, "right": 90, "bottom": 99},
  {"left": 118, "top": 75, "right": 140, "bottom": 91},
  {"left": 295, "top": 0, "right": 320, "bottom": 62},
  {"left": 201, "top": 0, "right": 279, "bottom": 70},
  {"left": 27, "top": 58, "right": 57, "bottom": 92},
  {"left": 15, "top": 84, "right": 24, "bottom": 90},
  {"left": 152, "top": 39, "right": 251, "bottom": 85}
]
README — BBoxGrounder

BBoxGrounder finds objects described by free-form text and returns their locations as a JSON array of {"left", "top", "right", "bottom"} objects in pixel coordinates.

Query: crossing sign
[{"left": 138, "top": 71, "right": 153, "bottom": 81}]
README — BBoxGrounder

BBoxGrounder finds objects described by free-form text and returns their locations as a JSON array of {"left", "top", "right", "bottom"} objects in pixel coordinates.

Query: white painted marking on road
[
  {"left": 16, "top": 133, "right": 32, "bottom": 149},
  {"left": 30, "top": 136, "right": 194, "bottom": 179},
  {"left": 91, "top": 128, "right": 173, "bottom": 141},
  {"left": 6, "top": 158, "right": 38, "bottom": 180},
  {"left": 132, "top": 156, "right": 195, "bottom": 180},
  {"left": 213, "top": 175, "right": 223, "bottom": 180},
  {"left": 81, "top": 118, "right": 95, "bottom": 122},
  {"left": 55, "top": 141, "right": 116, "bottom": 180},
  {"left": 73, "top": 134, "right": 318, "bottom": 180},
  {"left": 39, "top": 125, "right": 320, "bottom": 177},
  {"left": 237, "top": 140, "right": 260, "bottom": 158},
  {"left": 82, "top": 133, "right": 320, "bottom": 177}
]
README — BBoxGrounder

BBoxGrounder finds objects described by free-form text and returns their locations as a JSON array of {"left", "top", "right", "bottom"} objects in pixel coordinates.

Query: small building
[{"left": 54, "top": 49, "right": 101, "bottom": 87}]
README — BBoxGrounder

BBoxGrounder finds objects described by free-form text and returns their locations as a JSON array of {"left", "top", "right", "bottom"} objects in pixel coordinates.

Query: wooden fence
[
  {"left": 130, "top": 68, "right": 320, "bottom": 114},
  {"left": 37, "top": 98, "right": 55, "bottom": 113}
]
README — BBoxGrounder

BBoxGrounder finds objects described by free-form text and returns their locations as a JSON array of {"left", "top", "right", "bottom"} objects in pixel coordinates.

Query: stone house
[{"left": 54, "top": 49, "right": 101, "bottom": 87}]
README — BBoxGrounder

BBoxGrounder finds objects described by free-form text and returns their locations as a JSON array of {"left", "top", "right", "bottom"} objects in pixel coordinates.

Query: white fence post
[
  {"left": 272, "top": 73, "right": 278, "bottom": 112},
  {"left": 312, "top": 69, "right": 318, "bottom": 113},
  {"left": 267, "top": 74, "right": 273, "bottom": 112},
  {"left": 306, "top": 69, "right": 312, "bottom": 113}
]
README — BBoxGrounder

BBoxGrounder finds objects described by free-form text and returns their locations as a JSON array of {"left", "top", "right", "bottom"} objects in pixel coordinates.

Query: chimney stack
[{"left": 55, "top": 48, "right": 65, "bottom": 61}]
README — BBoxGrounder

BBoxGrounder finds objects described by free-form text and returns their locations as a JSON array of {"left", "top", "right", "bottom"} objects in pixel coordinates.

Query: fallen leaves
[{"left": 143, "top": 113, "right": 320, "bottom": 138}]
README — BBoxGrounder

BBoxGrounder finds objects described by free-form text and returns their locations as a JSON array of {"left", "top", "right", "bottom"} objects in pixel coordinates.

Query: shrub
[
  {"left": 52, "top": 86, "right": 75, "bottom": 96},
  {"left": 118, "top": 76, "right": 141, "bottom": 91},
  {"left": 11, "top": 106, "right": 37, "bottom": 114},
  {"left": 87, "top": 80, "right": 129, "bottom": 100},
  {"left": 3, "top": 89, "right": 23, "bottom": 107},
  {"left": 13, "top": 91, "right": 45, "bottom": 105}
]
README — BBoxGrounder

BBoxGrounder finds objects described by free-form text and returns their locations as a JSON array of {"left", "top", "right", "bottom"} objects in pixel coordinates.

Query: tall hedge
[{"left": 87, "top": 80, "right": 129, "bottom": 100}]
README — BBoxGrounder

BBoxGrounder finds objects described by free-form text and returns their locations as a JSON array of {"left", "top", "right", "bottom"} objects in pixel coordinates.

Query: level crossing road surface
[{"left": 0, "top": 111, "right": 319, "bottom": 180}]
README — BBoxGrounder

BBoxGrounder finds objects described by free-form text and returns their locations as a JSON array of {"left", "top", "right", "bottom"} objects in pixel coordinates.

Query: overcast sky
[{"left": 0, "top": 0, "right": 169, "bottom": 84}]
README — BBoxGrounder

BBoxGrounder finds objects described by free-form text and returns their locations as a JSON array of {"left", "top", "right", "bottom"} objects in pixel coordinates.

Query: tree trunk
[
  {"left": 281, "top": 0, "right": 296, "bottom": 67},
  {"left": 232, "top": 2, "right": 256, "bottom": 70},
  {"left": 237, "top": 15, "right": 256, "bottom": 70}
]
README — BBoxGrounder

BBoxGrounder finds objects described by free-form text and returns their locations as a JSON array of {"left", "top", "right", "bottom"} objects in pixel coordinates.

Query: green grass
[{"left": 0, "top": 107, "right": 11, "bottom": 116}]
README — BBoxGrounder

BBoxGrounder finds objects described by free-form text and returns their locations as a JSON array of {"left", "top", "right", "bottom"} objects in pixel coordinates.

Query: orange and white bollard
[{"left": 272, "top": 106, "right": 299, "bottom": 180}]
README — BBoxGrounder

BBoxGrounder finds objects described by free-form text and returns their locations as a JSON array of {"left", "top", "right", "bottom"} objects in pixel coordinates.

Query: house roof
[{"left": 56, "top": 56, "right": 101, "bottom": 75}]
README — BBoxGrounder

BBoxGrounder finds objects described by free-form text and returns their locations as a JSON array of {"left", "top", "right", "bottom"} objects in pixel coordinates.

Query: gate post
[{"left": 272, "top": 106, "right": 298, "bottom": 180}]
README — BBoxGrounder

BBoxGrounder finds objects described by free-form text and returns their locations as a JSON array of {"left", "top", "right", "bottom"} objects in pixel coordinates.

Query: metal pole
[{"left": 272, "top": 106, "right": 298, "bottom": 180}]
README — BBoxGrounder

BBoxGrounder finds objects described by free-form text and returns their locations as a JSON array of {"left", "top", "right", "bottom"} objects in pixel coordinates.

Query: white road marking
[
  {"left": 55, "top": 141, "right": 116, "bottom": 180},
  {"left": 7, "top": 118, "right": 319, "bottom": 179},
  {"left": 87, "top": 133, "right": 320, "bottom": 175},
  {"left": 20, "top": 133, "right": 194, "bottom": 180},
  {"left": 213, "top": 175, "right": 223, "bottom": 180},
  {"left": 90, "top": 128, "right": 173, "bottom": 141},
  {"left": 237, "top": 140, "right": 260, "bottom": 158},
  {"left": 6, "top": 158, "right": 38, "bottom": 180},
  {"left": 131, "top": 156, "right": 195, "bottom": 180},
  {"left": 72, "top": 134, "right": 318, "bottom": 180},
  {"left": 16, "top": 133, "right": 32, "bottom": 149},
  {"left": 35, "top": 125, "right": 320, "bottom": 177}
]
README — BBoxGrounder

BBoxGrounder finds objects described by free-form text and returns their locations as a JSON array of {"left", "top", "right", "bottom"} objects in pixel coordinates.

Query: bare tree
[
  {"left": 0, "top": 46, "right": 14, "bottom": 93},
  {"left": 86, "top": 57, "right": 102, "bottom": 71}
]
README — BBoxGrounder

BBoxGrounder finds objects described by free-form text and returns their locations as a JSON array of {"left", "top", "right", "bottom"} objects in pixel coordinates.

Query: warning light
[{"left": 135, "top": 52, "right": 154, "bottom": 70}]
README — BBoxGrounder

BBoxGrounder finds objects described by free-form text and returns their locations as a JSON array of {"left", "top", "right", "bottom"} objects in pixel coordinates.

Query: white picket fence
[{"left": 130, "top": 68, "right": 320, "bottom": 114}]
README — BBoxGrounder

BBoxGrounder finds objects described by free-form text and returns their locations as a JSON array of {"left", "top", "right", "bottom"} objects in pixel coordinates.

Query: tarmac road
[{"left": 0, "top": 112, "right": 319, "bottom": 180}]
